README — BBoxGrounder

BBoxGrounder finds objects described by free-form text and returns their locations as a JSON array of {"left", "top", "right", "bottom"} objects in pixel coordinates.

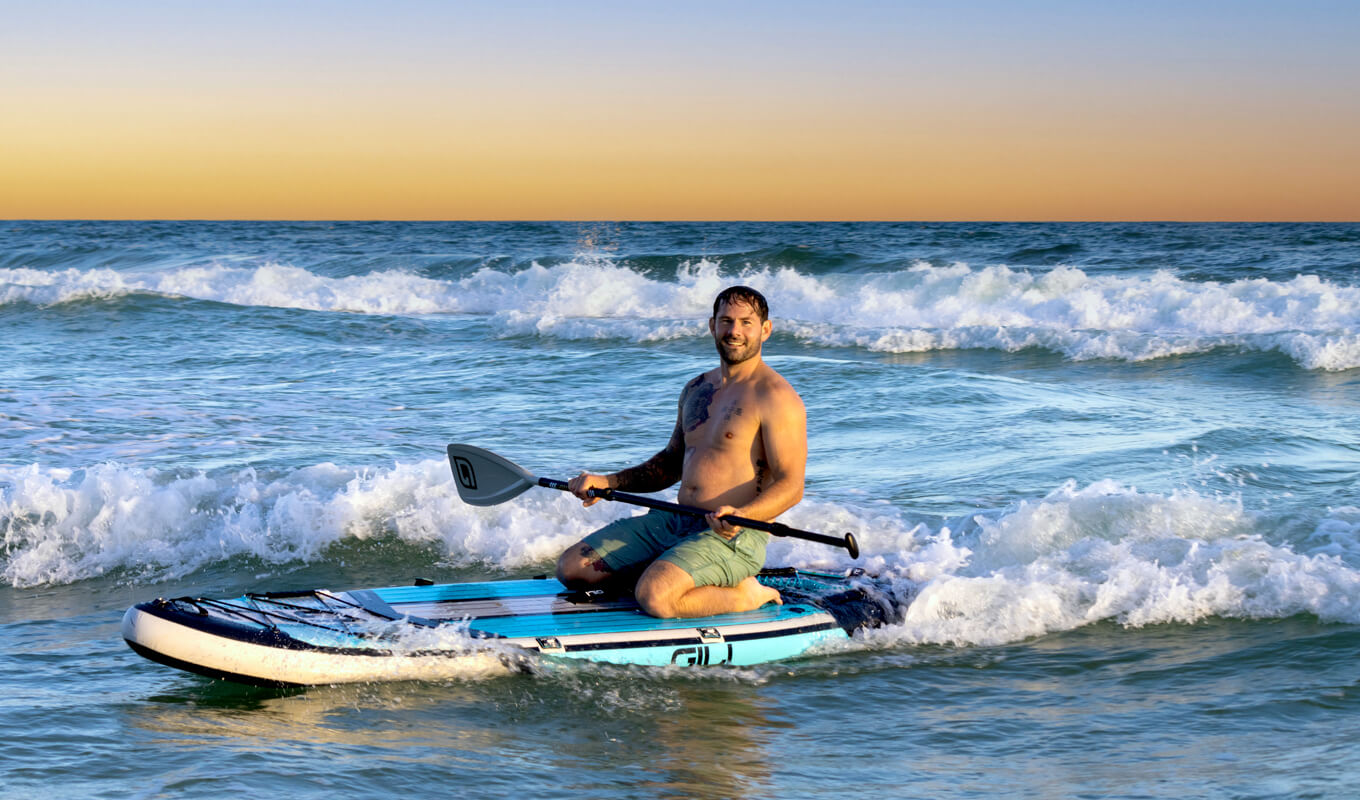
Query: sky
[{"left": 1, "top": 0, "right": 1357, "bottom": 221}]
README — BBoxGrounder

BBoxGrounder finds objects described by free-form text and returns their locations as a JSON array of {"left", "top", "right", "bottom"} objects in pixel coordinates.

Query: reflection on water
[
  {"left": 135, "top": 678, "right": 525, "bottom": 751},
  {"left": 570, "top": 681, "right": 780, "bottom": 800},
  {"left": 125, "top": 662, "right": 785, "bottom": 798}
]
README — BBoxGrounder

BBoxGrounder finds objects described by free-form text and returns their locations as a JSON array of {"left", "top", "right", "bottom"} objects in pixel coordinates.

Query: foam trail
[
  {"left": 4, "top": 259, "right": 1357, "bottom": 369},
  {"left": 848, "top": 481, "right": 1360, "bottom": 648}
]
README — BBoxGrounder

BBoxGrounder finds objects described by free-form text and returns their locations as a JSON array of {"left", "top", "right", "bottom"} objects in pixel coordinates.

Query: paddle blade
[{"left": 446, "top": 444, "right": 539, "bottom": 506}]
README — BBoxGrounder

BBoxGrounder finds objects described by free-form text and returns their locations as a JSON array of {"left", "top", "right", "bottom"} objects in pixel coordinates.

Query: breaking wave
[{"left": 2, "top": 258, "right": 1357, "bottom": 369}]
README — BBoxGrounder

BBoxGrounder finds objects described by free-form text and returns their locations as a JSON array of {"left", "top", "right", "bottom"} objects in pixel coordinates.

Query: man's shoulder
[
  {"left": 756, "top": 364, "right": 805, "bottom": 409},
  {"left": 682, "top": 369, "right": 716, "bottom": 391},
  {"left": 757, "top": 360, "right": 798, "bottom": 390}
]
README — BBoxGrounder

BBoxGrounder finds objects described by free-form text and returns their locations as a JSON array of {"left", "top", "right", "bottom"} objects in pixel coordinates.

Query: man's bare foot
[{"left": 738, "top": 576, "right": 782, "bottom": 609}]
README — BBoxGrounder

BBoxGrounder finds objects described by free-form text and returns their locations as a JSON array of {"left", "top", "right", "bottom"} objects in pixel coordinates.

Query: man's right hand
[{"left": 567, "top": 472, "right": 613, "bottom": 507}]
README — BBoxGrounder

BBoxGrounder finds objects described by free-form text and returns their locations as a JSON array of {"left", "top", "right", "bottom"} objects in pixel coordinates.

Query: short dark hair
[{"left": 712, "top": 285, "right": 769, "bottom": 322}]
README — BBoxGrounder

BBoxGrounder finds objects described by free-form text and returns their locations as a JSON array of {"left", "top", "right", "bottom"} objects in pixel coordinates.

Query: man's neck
[{"left": 718, "top": 354, "right": 763, "bottom": 384}]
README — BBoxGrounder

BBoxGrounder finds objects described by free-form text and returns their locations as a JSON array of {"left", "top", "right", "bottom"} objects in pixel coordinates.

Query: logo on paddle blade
[{"left": 453, "top": 456, "right": 477, "bottom": 490}]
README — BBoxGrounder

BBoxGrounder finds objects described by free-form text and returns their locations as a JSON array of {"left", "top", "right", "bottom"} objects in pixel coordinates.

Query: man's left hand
[{"left": 706, "top": 506, "right": 744, "bottom": 539}]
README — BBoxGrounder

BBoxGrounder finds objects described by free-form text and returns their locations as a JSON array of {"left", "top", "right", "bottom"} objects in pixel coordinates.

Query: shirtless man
[{"left": 555, "top": 286, "right": 806, "bottom": 619}]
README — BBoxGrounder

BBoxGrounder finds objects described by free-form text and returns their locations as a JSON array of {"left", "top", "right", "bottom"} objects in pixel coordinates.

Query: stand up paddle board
[{"left": 122, "top": 568, "right": 904, "bottom": 686}]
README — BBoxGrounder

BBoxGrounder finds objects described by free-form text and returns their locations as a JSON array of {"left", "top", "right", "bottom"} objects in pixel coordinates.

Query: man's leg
[
  {"left": 556, "top": 542, "right": 616, "bottom": 588},
  {"left": 555, "top": 510, "right": 678, "bottom": 589},
  {"left": 634, "top": 560, "right": 781, "bottom": 618}
]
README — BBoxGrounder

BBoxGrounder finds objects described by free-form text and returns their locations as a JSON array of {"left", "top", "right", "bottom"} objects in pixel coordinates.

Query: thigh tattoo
[{"left": 580, "top": 544, "right": 611, "bottom": 574}]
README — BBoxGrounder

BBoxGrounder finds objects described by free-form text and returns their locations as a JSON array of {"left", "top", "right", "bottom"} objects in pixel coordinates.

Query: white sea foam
[
  {"left": 353, "top": 615, "right": 535, "bottom": 677},
  {"left": 5, "top": 462, "right": 1358, "bottom": 649},
  {"left": 847, "top": 481, "right": 1360, "bottom": 648},
  {"left": 2, "top": 259, "right": 1357, "bottom": 368},
  {"left": 0, "top": 459, "right": 619, "bottom": 588}
]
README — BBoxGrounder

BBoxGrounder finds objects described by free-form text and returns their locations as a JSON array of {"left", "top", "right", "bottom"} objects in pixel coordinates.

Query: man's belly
[{"left": 676, "top": 457, "right": 760, "bottom": 511}]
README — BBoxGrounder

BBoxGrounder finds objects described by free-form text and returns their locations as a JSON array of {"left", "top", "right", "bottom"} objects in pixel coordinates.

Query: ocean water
[{"left": 2, "top": 220, "right": 1358, "bottom": 799}]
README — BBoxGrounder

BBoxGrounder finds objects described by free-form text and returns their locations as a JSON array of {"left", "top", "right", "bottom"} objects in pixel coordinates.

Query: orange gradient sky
[{"left": 2, "top": 2, "right": 1357, "bottom": 221}]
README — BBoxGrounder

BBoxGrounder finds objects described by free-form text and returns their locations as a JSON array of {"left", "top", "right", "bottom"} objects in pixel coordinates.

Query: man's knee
[
  {"left": 635, "top": 582, "right": 679, "bottom": 618},
  {"left": 556, "top": 543, "right": 611, "bottom": 587},
  {"left": 635, "top": 561, "right": 693, "bottom": 618}
]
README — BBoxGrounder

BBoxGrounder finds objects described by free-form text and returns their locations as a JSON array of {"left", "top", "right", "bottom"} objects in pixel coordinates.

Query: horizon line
[{"left": 6, "top": 218, "right": 1359, "bottom": 225}]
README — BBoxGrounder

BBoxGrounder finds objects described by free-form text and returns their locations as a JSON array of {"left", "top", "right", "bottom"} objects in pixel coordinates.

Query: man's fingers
[
  {"left": 706, "top": 507, "right": 743, "bottom": 538},
  {"left": 568, "top": 472, "right": 590, "bottom": 496},
  {"left": 570, "top": 472, "right": 606, "bottom": 506}
]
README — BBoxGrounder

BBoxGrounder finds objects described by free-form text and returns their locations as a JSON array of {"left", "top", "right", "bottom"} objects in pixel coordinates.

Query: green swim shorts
[{"left": 579, "top": 509, "right": 769, "bottom": 588}]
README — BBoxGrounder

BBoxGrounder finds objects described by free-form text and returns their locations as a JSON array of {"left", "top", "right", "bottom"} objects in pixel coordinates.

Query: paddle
[{"left": 446, "top": 443, "right": 860, "bottom": 558}]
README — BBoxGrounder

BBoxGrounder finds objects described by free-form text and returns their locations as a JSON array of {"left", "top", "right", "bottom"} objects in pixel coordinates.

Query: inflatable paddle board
[{"left": 122, "top": 568, "right": 903, "bottom": 686}]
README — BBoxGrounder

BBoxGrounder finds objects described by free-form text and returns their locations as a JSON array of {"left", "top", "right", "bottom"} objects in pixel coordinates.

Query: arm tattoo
[{"left": 611, "top": 423, "right": 683, "bottom": 493}]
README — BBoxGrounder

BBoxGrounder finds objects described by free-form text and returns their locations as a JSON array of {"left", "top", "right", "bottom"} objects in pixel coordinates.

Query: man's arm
[
  {"left": 568, "top": 413, "right": 684, "bottom": 506},
  {"left": 608, "top": 421, "right": 684, "bottom": 492}
]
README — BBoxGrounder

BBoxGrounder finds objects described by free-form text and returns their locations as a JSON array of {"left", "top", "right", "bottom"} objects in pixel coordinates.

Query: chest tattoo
[{"left": 682, "top": 378, "right": 717, "bottom": 433}]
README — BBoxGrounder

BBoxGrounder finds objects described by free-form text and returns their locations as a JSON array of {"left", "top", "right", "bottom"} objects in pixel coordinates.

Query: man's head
[
  {"left": 711, "top": 285, "right": 769, "bottom": 323},
  {"left": 709, "top": 285, "right": 772, "bottom": 366}
]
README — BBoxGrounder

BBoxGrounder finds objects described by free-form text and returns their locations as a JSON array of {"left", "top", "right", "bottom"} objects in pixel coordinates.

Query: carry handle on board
[{"left": 446, "top": 443, "right": 859, "bottom": 559}]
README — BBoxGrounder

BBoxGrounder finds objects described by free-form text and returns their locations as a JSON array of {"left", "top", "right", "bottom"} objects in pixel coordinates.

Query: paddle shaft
[{"left": 536, "top": 477, "right": 860, "bottom": 558}]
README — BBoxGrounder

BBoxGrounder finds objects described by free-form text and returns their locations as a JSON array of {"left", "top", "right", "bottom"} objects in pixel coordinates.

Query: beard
[{"left": 715, "top": 335, "right": 762, "bottom": 365}]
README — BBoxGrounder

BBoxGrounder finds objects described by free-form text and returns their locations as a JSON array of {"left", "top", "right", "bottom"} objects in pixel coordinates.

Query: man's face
[{"left": 709, "top": 299, "right": 771, "bottom": 365}]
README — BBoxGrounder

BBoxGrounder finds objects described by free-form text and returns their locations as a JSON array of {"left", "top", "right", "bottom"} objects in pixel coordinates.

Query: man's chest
[{"left": 682, "top": 385, "right": 761, "bottom": 450}]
